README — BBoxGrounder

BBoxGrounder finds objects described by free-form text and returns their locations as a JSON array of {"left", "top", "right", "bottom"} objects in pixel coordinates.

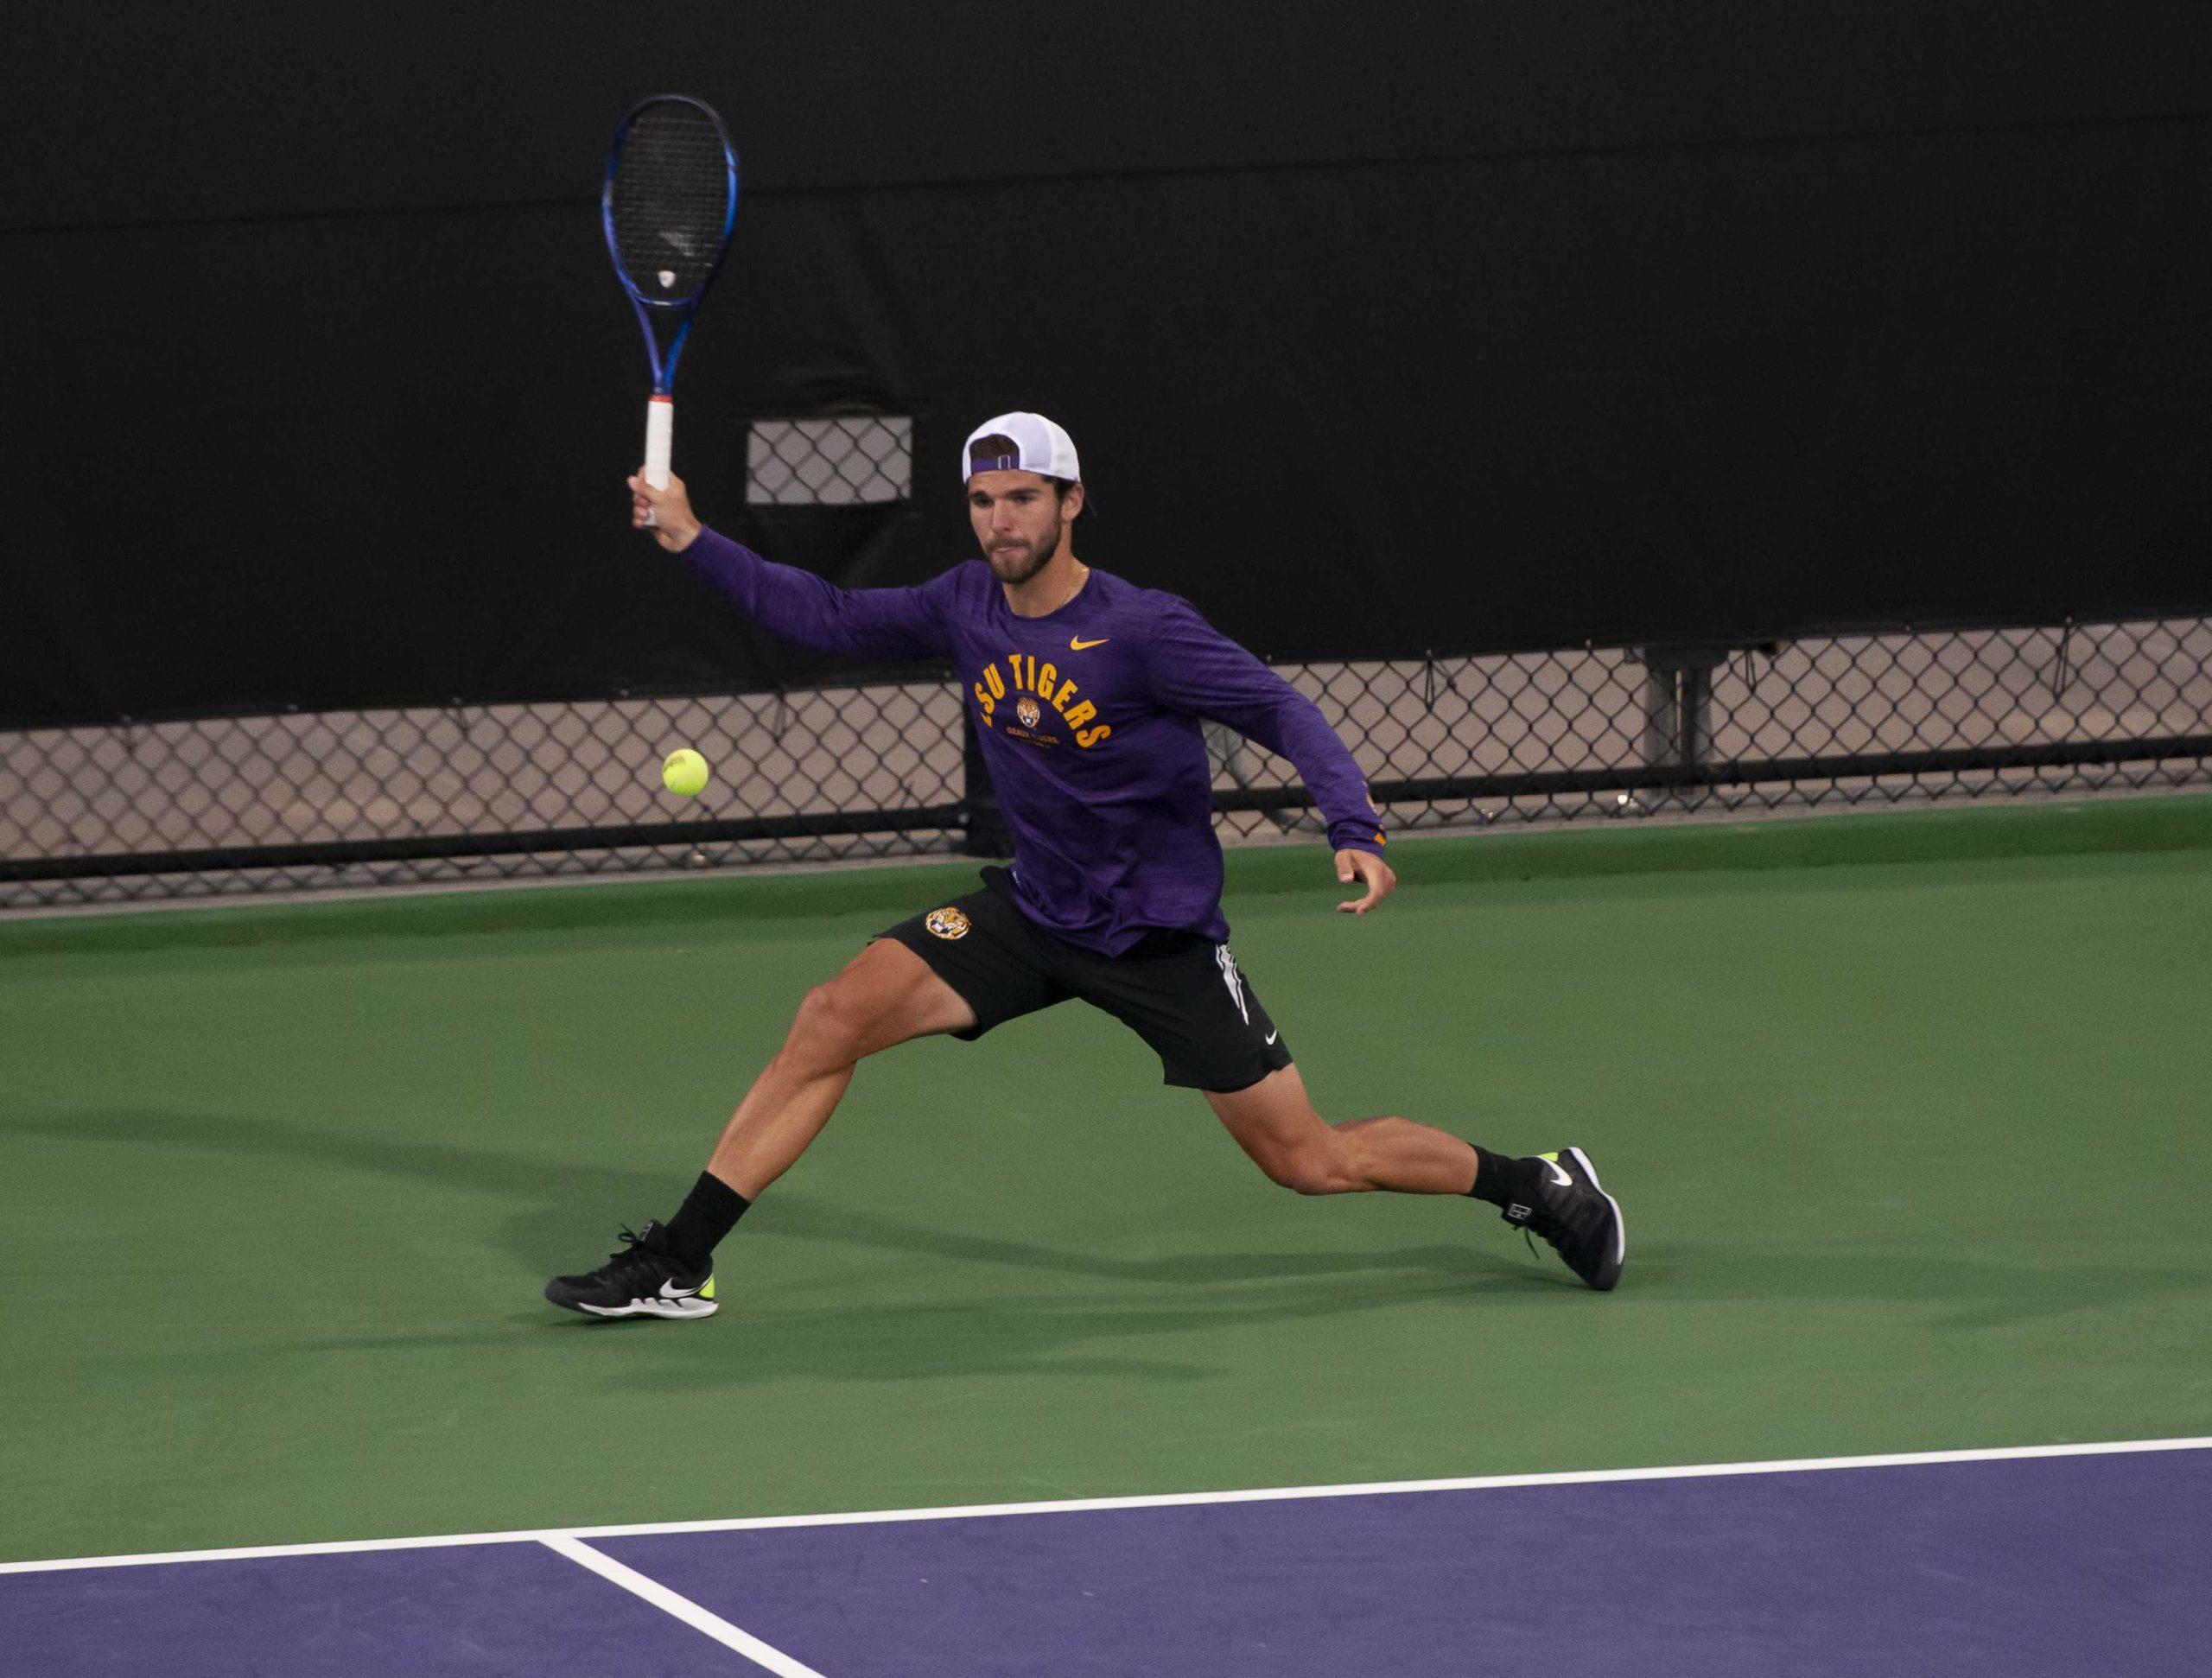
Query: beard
[{"left": 984, "top": 506, "right": 1065, "bottom": 585}]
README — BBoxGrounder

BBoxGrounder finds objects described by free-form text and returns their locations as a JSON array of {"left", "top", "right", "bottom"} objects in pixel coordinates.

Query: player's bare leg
[
  {"left": 1205, "top": 1065, "right": 1478, "bottom": 1194},
  {"left": 707, "top": 938, "right": 976, "bottom": 1196},
  {"left": 546, "top": 938, "right": 973, "bottom": 1318},
  {"left": 1207, "top": 1064, "right": 1624, "bottom": 1288}
]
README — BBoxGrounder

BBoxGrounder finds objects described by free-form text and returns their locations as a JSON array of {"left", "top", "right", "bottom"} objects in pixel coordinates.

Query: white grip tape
[{"left": 641, "top": 397, "right": 674, "bottom": 527}]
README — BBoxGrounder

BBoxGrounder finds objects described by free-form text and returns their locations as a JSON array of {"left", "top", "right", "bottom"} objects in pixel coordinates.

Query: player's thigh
[
  {"left": 1205, "top": 1065, "right": 1334, "bottom": 1176},
  {"left": 873, "top": 882, "right": 1069, "bottom": 1040},
  {"left": 804, "top": 936, "right": 977, "bottom": 1058}
]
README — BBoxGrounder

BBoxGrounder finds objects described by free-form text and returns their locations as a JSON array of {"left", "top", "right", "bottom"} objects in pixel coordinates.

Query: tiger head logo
[
  {"left": 925, "top": 906, "right": 971, "bottom": 940},
  {"left": 1016, "top": 696, "right": 1041, "bottom": 728}
]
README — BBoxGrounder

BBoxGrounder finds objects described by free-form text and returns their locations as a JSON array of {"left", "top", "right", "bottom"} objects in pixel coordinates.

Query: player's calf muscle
[
  {"left": 1243, "top": 1115, "right": 1478, "bottom": 1197},
  {"left": 1332, "top": 1115, "right": 1478, "bottom": 1194},
  {"left": 1267, "top": 1124, "right": 1403, "bottom": 1194}
]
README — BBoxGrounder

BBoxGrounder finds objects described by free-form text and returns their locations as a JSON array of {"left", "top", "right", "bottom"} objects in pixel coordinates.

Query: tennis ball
[{"left": 661, "top": 747, "right": 709, "bottom": 798}]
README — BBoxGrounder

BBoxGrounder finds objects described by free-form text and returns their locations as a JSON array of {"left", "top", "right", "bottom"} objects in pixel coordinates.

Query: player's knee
[
  {"left": 785, "top": 980, "right": 871, "bottom": 1072},
  {"left": 1262, "top": 1145, "right": 1354, "bottom": 1196}
]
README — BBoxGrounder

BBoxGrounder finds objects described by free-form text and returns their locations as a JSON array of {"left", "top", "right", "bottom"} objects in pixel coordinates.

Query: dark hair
[
  {"left": 968, "top": 434, "right": 1085, "bottom": 517},
  {"left": 967, "top": 434, "right": 1022, "bottom": 474}
]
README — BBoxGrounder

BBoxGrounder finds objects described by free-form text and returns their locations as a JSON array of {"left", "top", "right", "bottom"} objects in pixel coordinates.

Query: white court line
[
  {"left": 3, "top": 1434, "right": 2206, "bottom": 1576},
  {"left": 541, "top": 1536, "right": 828, "bottom": 1678}
]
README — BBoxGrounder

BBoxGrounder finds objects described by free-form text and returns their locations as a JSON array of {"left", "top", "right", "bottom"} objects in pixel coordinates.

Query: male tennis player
[{"left": 546, "top": 413, "right": 1624, "bottom": 1319}]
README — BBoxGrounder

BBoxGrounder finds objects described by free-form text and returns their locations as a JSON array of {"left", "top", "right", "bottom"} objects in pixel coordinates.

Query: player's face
[{"left": 968, "top": 470, "right": 1074, "bottom": 585}]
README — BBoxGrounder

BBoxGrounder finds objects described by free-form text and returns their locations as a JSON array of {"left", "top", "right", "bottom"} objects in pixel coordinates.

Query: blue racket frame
[{"left": 601, "top": 95, "right": 741, "bottom": 397}]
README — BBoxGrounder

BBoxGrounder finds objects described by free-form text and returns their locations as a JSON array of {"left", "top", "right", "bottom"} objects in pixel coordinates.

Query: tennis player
[{"left": 546, "top": 413, "right": 1624, "bottom": 1319}]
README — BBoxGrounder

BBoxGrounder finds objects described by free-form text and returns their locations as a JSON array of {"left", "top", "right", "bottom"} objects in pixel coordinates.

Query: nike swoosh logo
[
  {"left": 1069, "top": 636, "right": 1109, "bottom": 651},
  {"left": 658, "top": 1279, "right": 702, "bottom": 1300},
  {"left": 1264, "top": 1029, "right": 1279, "bottom": 1045},
  {"left": 1541, "top": 1160, "right": 1573, "bottom": 1189}
]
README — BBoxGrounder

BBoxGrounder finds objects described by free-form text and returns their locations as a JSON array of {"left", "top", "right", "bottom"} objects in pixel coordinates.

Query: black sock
[
  {"left": 1466, "top": 1146, "right": 1541, "bottom": 1211},
  {"left": 664, "top": 1172, "right": 748, "bottom": 1270}
]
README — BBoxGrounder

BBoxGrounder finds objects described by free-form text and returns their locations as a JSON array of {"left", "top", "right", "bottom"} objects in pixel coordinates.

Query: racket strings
[{"left": 609, "top": 102, "right": 732, "bottom": 305}]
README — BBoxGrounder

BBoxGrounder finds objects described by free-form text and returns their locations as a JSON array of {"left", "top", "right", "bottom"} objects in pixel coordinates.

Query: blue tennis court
[{"left": 9, "top": 1442, "right": 2204, "bottom": 1676}]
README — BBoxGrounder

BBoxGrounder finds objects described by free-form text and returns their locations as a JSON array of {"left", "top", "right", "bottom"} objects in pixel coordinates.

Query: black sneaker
[
  {"left": 1498, "top": 1147, "right": 1624, "bottom": 1291},
  {"left": 544, "top": 1222, "right": 718, "bottom": 1319}
]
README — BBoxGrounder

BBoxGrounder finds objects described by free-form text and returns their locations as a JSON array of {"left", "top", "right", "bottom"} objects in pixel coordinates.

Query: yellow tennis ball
[{"left": 661, "top": 747, "right": 709, "bottom": 797}]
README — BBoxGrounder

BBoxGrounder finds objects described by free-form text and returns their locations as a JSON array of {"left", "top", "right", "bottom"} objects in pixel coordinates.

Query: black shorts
[{"left": 875, "top": 868, "right": 1294, "bottom": 1093}]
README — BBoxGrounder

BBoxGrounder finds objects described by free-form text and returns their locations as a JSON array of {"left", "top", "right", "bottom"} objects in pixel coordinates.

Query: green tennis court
[{"left": 5, "top": 798, "right": 2209, "bottom": 1573}]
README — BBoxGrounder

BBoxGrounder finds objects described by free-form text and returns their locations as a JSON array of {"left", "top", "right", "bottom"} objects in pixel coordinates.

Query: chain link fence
[
  {"left": 747, "top": 416, "right": 914, "bottom": 506},
  {"left": 1212, "top": 617, "right": 2212, "bottom": 843},
  {"left": 6, "top": 614, "right": 2209, "bottom": 910},
  {"left": 5, "top": 409, "right": 2207, "bottom": 908}
]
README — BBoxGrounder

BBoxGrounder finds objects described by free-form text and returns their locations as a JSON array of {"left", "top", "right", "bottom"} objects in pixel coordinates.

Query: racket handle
[{"left": 641, "top": 396, "right": 674, "bottom": 527}]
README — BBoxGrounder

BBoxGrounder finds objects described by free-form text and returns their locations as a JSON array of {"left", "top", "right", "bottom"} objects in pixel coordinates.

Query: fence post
[
  {"left": 1635, "top": 643, "right": 1731, "bottom": 800},
  {"left": 1638, "top": 653, "right": 1682, "bottom": 772}
]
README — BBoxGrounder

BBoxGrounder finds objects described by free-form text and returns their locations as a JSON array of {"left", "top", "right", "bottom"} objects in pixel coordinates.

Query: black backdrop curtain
[{"left": 4, "top": 2, "right": 2208, "bottom": 725}]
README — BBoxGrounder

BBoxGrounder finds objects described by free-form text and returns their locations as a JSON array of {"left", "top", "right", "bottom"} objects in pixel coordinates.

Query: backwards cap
[{"left": 963, "top": 412, "right": 1081, "bottom": 484}]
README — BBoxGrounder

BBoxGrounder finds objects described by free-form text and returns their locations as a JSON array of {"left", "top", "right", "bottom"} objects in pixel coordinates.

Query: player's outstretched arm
[{"left": 624, "top": 471, "right": 951, "bottom": 662}]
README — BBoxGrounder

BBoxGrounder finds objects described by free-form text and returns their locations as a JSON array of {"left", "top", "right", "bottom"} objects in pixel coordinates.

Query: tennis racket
[{"left": 601, "top": 95, "right": 740, "bottom": 524}]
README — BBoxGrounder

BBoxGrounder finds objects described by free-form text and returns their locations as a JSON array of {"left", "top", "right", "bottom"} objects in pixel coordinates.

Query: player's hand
[
  {"left": 1334, "top": 849, "right": 1395, "bottom": 915},
  {"left": 628, "top": 471, "right": 702, "bottom": 552}
]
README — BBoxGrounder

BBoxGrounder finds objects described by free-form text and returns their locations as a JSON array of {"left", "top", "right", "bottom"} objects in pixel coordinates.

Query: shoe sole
[
  {"left": 1562, "top": 1145, "right": 1625, "bottom": 1291},
  {"left": 544, "top": 1289, "right": 718, "bottom": 1320}
]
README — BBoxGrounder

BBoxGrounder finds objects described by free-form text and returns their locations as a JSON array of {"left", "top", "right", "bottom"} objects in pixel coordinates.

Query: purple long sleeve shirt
[{"left": 682, "top": 528, "right": 1385, "bottom": 955}]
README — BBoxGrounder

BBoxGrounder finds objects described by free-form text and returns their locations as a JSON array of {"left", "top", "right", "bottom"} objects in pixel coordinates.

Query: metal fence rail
[{"left": 5, "top": 615, "right": 2208, "bottom": 910}]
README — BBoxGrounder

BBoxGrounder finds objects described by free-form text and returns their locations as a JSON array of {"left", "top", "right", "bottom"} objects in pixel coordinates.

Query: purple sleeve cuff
[{"left": 1326, "top": 818, "right": 1387, "bottom": 856}]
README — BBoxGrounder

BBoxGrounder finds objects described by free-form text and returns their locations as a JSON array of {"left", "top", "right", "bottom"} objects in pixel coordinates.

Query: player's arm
[
  {"left": 629, "top": 471, "right": 950, "bottom": 662},
  {"left": 1142, "top": 597, "right": 1395, "bottom": 914}
]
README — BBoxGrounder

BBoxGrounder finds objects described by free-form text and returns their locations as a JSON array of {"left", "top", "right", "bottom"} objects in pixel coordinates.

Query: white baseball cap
[{"left": 962, "top": 412, "right": 1081, "bottom": 485}]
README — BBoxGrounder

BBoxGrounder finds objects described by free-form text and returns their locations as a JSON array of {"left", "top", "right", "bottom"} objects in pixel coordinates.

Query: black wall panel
[{"left": 3, "top": 4, "right": 2209, "bottom": 724}]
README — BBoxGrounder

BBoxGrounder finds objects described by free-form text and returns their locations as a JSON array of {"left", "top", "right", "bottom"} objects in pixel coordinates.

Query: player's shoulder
[
  {"left": 926, "top": 558, "right": 997, "bottom": 604},
  {"left": 1090, "top": 569, "right": 1205, "bottom": 627},
  {"left": 1060, "top": 571, "right": 1206, "bottom": 660}
]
